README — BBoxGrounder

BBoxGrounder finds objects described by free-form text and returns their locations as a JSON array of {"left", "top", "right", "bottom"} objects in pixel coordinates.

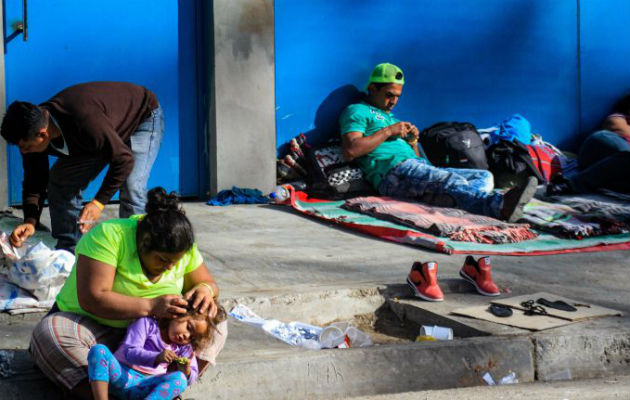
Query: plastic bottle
[
  {"left": 318, "top": 322, "right": 373, "bottom": 349},
  {"left": 269, "top": 185, "right": 292, "bottom": 203},
  {"left": 318, "top": 325, "right": 345, "bottom": 348}
]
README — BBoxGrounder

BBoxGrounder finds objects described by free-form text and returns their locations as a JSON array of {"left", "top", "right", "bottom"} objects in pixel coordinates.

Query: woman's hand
[
  {"left": 184, "top": 283, "right": 216, "bottom": 316},
  {"left": 149, "top": 295, "right": 188, "bottom": 319},
  {"left": 183, "top": 262, "right": 220, "bottom": 316}
]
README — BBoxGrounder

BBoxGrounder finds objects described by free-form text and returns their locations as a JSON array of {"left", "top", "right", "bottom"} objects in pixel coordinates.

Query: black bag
[
  {"left": 419, "top": 122, "right": 488, "bottom": 169},
  {"left": 305, "top": 141, "right": 376, "bottom": 200},
  {"left": 486, "top": 139, "right": 544, "bottom": 188}
]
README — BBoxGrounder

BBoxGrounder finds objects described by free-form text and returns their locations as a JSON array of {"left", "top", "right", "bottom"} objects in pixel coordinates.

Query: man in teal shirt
[{"left": 339, "top": 63, "right": 536, "bottom": 222}]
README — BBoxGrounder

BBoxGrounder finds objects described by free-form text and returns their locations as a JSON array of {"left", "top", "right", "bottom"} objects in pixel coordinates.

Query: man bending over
[{"left": 1, "top": 82, "right": 164, "bottom": 251}]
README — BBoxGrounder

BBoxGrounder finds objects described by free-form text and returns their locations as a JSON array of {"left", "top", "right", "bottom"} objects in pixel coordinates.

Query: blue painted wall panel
[
  {"left": 276, "top": 0, "right": 629, "bottom": 152},
  {"left": 178, "top": 0, "right": 204, "bottom": 196},
  {"left": 4, "top": 1, "right": 200, "bottom": 204},
  {"left": 579, "top": 0, "right": 630, "bottom": 138}
]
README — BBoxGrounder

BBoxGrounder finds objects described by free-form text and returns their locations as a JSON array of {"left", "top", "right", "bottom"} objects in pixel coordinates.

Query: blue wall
[
  {"left": 4, "top": 1, "right": 201, "bottom": 204},
  {"left": 579, "top": 0, "right": 630, "bottom": 138},
  {"left": 275, "top": 0, "right": 630, "bottom": 152}
]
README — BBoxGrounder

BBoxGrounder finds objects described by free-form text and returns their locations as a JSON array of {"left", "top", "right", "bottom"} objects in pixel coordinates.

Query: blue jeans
[
  {"left": 48, "top": 105, "right": 164, "bottom": 251},
  {"left": 88, "top": 344, "right": 187, "bottom": 400},
  {"left": 379, "top": 159, "right": 503, "bottom": 218},
  {"left": 569, "top": 130, "right": 630, "bottom": 193}
]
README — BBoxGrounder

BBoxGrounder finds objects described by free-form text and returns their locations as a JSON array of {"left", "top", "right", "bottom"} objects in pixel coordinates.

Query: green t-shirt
[
  {"left": 56, "top": 216, "right": 203, "bottom": 328},
  {"left": 339, "top": 101, "right": 422, "bottom": 189}
]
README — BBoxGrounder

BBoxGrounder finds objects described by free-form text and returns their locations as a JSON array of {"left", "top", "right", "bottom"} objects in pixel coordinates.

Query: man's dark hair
[
  {"left": 368, "top": 82, "right": 389, "bottom": 93},
  {"left": 0, "top": 101, "right": 47, "bottom": 144}
]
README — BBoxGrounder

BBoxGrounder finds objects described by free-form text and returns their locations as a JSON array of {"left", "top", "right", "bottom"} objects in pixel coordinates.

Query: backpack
[
  {"left": 305, "top": 141, "right": 376, "bottom": 200},
  {"left": 419, "top": 122, "right": 488, "bottom": 169},
  {"left": 527, "top": 143, "right": 563, "bottom": 183},
  {"left": 486, "top": 139, "right": 544, "bottom": 188}
]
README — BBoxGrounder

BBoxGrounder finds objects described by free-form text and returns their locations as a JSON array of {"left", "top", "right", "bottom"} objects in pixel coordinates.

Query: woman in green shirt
[{"left": 29, "top": 187, "right": 226, "bottom": 399}]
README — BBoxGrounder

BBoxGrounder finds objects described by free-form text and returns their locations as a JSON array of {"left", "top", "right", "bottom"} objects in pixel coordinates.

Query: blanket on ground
[
  {"left": 521, "top": 198, "right": 630, "bottom": 239},
  {"left": 286, "top": 189, "right": 630, "bottom": 256},
  {"left": 343, "top": 197, "right": 537, "bottom": 244}
]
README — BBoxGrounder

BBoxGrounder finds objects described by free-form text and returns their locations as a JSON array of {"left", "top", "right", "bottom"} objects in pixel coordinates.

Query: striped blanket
[
  {"left": 521, "top": 198, "right": 630, "bottom": 239},
  {"left": 343, "top": 196, "right": 537, "bottom": 244}
]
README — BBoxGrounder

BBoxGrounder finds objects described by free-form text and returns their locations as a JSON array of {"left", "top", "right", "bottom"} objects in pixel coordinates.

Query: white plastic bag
[
  {"left": 0, "top": 232, "right": 25, "bottom": 271},
  {"left": 262, "top": 320, "right": 322, "bottom": 349},
  {"left": 8, "top": 242, "right": 74, "bottom": 301},
  {"left": 230, "top": 304, "right": 323, "bottom": 350}
]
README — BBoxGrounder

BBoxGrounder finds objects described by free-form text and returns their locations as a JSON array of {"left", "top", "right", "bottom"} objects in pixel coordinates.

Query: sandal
[
  {"left": 537, "top": 298, "right": 577, "bottom": 312},
  {"left": 489, "top": 304, "right": 513, "bottom": 317},
  {"left": 520, "top": 300, "right": 548, "bottom": 316}
]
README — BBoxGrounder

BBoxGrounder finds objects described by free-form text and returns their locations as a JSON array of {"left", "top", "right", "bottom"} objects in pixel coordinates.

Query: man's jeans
[
  {"left": 570, "top": 130, "right": 630, "bottom": 194},
  {"left": 378, "top": 158, "right": 503, "bottom": 218},
  {"left": 48, "top": 105, "right": 165, "bottom": 252}
]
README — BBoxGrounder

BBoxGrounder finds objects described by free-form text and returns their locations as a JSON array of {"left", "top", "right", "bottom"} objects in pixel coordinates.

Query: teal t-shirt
[{"left": 339, "top": 101, "right": 422, "bottom": 188}]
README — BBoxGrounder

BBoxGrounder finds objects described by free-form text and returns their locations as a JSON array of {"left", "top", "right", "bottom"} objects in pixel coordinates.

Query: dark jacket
[{"left": 22, "top": 81, "right": 158, "bottom": 224}]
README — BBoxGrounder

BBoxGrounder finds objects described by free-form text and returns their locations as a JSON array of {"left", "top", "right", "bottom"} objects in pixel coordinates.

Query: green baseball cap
[{"left": 368, "top": 63, "right": 405, "bottom": 86}]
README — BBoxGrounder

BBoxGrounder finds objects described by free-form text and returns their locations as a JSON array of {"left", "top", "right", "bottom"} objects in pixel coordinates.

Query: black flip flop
[
  {"left": 489, "top": 304, "right": 513, "bottom": 317},
  {"left": 537, "top": 298, "right": 577, "bottom": 312}
]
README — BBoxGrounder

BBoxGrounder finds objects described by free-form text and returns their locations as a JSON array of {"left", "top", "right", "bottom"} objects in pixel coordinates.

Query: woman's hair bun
[{"left": 145, "top": 187, "right": 182, "bottom": 215}]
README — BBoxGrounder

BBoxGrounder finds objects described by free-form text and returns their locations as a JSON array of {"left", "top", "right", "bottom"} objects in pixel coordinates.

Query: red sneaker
[
  {"left": 407, "top": 261, "right": 444, "bottom": 302},
  {"left": 459, "top": 256, "right": 500, "bottom": 296}
]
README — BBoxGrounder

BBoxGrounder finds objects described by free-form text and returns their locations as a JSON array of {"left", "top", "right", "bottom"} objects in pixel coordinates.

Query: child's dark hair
[
  {"left": 136, "top": 187, "right": 194, "bottom": 254},
  {"left": 160, "top": 304, "right": 228, "bottom": 351},
  {"left": 0, "top": 101, "right": 47, "bottom": 144}
]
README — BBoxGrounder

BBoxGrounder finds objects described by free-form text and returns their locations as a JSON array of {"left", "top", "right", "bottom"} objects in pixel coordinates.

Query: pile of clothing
[{"left": 522, "top": 195, "right": 630, "bottom": 239}]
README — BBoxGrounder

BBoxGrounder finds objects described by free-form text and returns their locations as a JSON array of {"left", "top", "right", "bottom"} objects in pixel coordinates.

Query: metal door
[{"left": 3, "top": 0, "right": 202, "bottom": 204}]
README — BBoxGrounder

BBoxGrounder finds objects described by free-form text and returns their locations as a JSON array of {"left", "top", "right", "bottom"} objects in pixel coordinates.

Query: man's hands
[
  {"left": 12, "top": 199, "right": 105, "bottom": 246},
  {"left": 9, "top": 223, "right": 35, "bottom": 247},
  {"left": 77, "top": 200, "right": 104, "bottom": 234},
  {"left": 386, "top": 122, "right": 419, "bottom": 142},
  {"left": 343, "top": 121, "right": 420, "bottom": 161},
  {"left": 385, "top": 122, "right": 412, "bottom": 139},
  {"left": 405, "top": 124, "right": 420, "bottom": 143}
]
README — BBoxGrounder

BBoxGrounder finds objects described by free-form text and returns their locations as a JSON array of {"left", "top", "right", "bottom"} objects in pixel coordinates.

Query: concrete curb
[
  {"left": 187, "top": 336, "right": 534, "bottom": 399},
  {"left": 534, "top": 326, "right": 630, "bottom": 381},
  {"left": 1, "top": 286, "right": 628, "bottom": 399},
  {"left": 3, "top": 325, "right": 627, "bottom": 399}
]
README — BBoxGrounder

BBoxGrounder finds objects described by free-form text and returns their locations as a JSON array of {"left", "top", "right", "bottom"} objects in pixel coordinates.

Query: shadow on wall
[{"left": 279, "top": 84, "right": 363, "bottom": 155}]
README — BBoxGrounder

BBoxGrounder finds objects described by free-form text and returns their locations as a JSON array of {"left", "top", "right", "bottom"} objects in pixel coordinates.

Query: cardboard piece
[
  {"left": 450, "top": 305, "right": 574, "bottom": 331},
  {"left": 491, "top": 292, "right": 623, "bottom": 322}
]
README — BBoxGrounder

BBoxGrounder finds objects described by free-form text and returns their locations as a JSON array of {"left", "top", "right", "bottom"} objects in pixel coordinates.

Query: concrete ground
[
  {"left": 354, "top": 375, "right": 630, "bottom": 400},
  {"left": 0, "top": 201, "right": 629, "bottom": 399}
]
